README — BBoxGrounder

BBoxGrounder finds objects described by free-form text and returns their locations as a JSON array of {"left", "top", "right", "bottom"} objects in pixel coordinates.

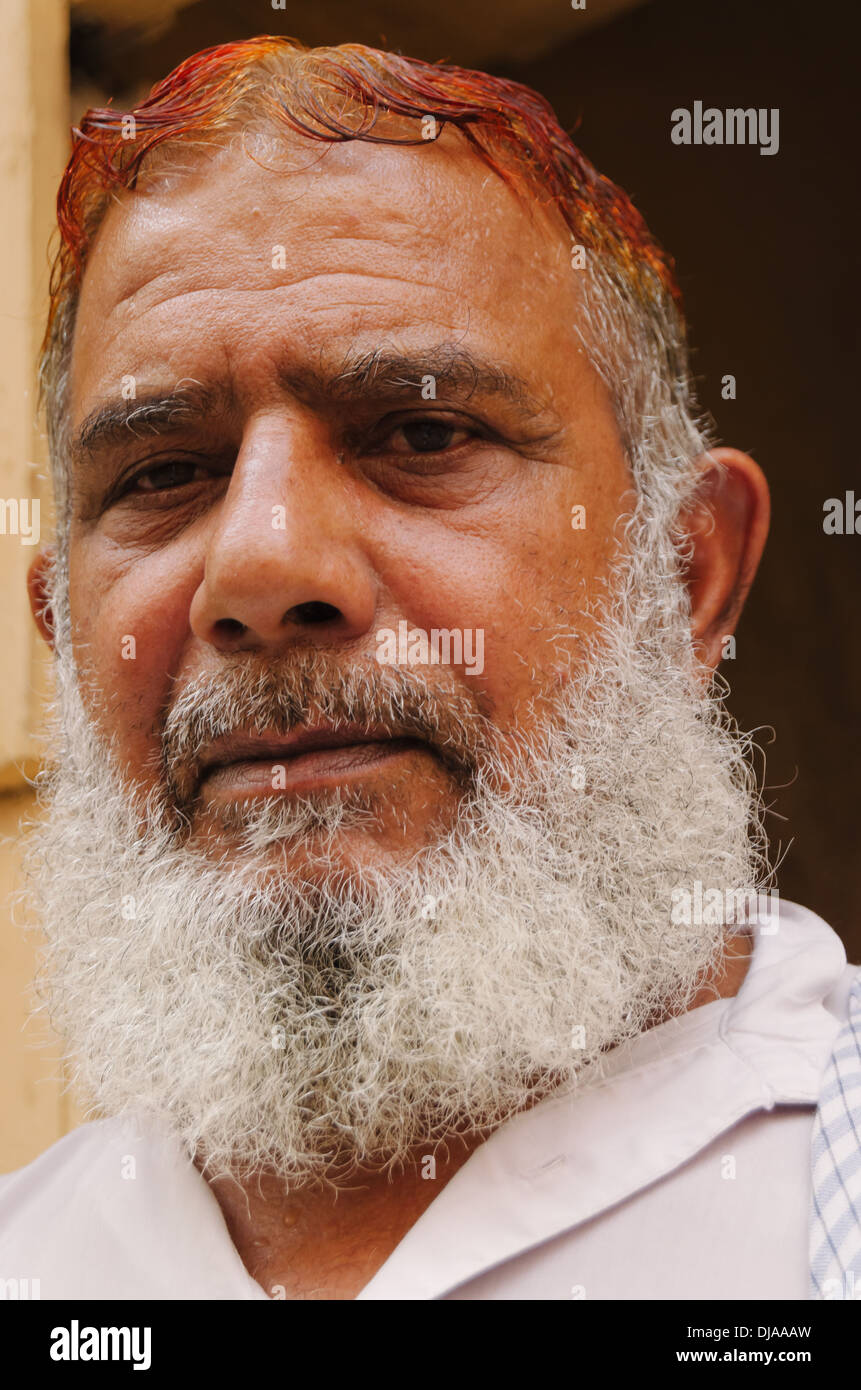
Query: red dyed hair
[{"left": 44, "top": 34, "right": 680, "bottom": 374}]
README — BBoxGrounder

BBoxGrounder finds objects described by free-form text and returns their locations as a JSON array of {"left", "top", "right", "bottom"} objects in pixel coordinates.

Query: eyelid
[
  {"left": 109, "top": 453, "right": 229, "bottom": 503},
  {"left": 358, "top": 408, "right": 491, "bottom": 453},
  {"left": 380, "top": 407, "right": 481, "bottom": 427}
]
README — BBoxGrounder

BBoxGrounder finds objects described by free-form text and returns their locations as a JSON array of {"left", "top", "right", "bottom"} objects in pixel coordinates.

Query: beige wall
[
  {"left": 0, "top": 0, "right": 73, "bottom": 1174},
  {"left": 0, "top": 789, "right": 83, "bottom": 1172}
]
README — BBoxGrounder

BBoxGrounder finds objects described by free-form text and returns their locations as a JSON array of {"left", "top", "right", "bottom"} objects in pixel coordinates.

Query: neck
[
  {"left": 208, "top": 1132, "right": 485, "bottom": 1300},
  {"left": 686, "top": 926, "right": 753, "bottom": 1012},
  {"left": 205, "top": 926, "right": 754, "bottom": 1300}
]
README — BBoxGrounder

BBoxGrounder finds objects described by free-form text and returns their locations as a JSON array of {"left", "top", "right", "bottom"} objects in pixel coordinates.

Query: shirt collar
[{"left": 357, "top": 899, "right": 846, "bottom": 1299}]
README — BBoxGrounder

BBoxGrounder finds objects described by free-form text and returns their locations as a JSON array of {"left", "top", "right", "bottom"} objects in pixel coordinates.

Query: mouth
[{"left": 197, "top": 726, "right": 432, "bottom": 802}]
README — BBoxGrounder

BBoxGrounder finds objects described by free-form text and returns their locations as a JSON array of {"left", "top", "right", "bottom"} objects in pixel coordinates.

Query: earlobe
[
  {"left": 679, "top": 447, "right": 770, "bottom": 672},
  {"left": 27, "top": 547, "right": 58, "bottom": 651}
]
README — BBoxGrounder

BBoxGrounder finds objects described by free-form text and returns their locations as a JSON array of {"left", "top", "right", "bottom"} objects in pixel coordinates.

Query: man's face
[
  {"left": 26, "top": 119, "right": 766, "bottom": 1182},
  {"left": 65, "top": 131, "right": 633, "bottom": 870}
]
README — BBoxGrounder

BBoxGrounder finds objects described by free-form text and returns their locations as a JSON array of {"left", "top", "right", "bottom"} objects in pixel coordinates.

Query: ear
[
  {"left": 678, "top": 447, "right": 770, "bottom": 672},
  {"left": 27, "top": 546, "right": 57, "bottom": 652}
]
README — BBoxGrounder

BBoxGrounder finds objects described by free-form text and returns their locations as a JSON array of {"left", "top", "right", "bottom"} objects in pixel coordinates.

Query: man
[{"left": 0, "top": 36, "right": 857, "bottom": 1301}]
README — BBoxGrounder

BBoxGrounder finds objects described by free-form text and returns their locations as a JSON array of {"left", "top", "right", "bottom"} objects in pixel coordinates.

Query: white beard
[{"left": 21, "top": 547, "right": 767, "bottom": 1189}]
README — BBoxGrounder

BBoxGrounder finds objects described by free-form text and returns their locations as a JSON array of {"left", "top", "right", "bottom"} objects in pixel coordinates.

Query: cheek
[
  {"left": 503, "top": 502, "right": 626, "bottom": 697},
  {"left": 380, "top": 495, "right": 618, "bottom": 719},
  {"left": 68, "top": 539, "right": 194, "bottom": 746}
]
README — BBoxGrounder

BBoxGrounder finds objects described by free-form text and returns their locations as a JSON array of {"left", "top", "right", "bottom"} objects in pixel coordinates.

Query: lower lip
[{"left": 199, "top": 738, "right": 428, "bottom": 802}]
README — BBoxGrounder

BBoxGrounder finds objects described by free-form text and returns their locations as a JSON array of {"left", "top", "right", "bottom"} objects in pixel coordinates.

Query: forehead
[{"left": 69, "top": 129, "right": 585, "bottom": 415}]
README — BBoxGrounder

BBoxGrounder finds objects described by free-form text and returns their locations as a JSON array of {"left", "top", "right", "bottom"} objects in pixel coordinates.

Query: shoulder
[
  {"left": 770, "top": 898, "right": 857, "bottom": 1024},
  {"left": 0, "top": 1117, "right": 127, "bottom": 1209},
  {"left": 0, "top": 1116, "right": 154, "bottom": 1280},
  {"left": 824, "top": 958, "right": 861, "bottom": 1024},
  {"left": 0, "top": 1115, "right": 259, "bottom": 1300}
]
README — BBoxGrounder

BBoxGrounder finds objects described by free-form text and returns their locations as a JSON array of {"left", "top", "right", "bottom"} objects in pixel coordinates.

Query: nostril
[
  {"left": 287, "top": 601, "right": 341, "bottom": 626},
  {"left": 214, "top": 617, "right": 246, "bottom": 638}
]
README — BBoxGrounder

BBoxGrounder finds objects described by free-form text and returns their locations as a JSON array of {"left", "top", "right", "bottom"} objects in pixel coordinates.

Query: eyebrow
[
  {"left": 317, "top": 344, "right": 551, "bottom": 418},
  {"left": 71, "top": 381, "right": 231, "bottom": 465},
  {"left": 71, "top": 343, "right": 557, "bottom": 465}
]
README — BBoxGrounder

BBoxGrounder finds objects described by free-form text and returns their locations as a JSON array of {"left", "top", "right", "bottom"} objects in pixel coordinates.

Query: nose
[{"left": 189, "top": 414, "right": 378, "bottom": 652}]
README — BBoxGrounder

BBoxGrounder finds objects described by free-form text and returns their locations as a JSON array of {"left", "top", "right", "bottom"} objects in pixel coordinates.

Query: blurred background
[{"left": 1, "top": 0, "right": 856, "bottom": 1171}]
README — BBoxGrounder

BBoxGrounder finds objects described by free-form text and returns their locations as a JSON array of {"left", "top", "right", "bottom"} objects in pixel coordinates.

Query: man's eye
[
  {"left": 125, "top": 460, "right": 210, "bottom": 493},
  {"left": 386, "top": 418, "right": 472, "bottom": 455}
]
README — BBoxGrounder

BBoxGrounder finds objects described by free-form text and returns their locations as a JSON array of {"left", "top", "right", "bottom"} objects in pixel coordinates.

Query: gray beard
[{"left": 21, "top": 550, "right": 767, "bottom": 1190}]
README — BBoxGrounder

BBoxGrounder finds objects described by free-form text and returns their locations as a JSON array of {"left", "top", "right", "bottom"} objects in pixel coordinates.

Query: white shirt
[{"left": 1, "top": 899, "right": 856, "bottom": 1300}]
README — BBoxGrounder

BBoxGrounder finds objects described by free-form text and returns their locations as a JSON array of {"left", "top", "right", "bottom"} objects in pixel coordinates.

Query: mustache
[{"left": 159, "top": 651, "right": 496, "bottom": 809}]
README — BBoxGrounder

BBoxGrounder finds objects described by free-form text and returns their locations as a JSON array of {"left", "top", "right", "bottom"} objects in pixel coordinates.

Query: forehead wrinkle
[
  {"left": 79, "top": 148, "right": 564, "bottom": 338},
  {"left": 88, "top": 161, "right": 474, "bottom": 318},
  {"left": 79, "top": 271, "right": 467, "bottom": 392}
]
